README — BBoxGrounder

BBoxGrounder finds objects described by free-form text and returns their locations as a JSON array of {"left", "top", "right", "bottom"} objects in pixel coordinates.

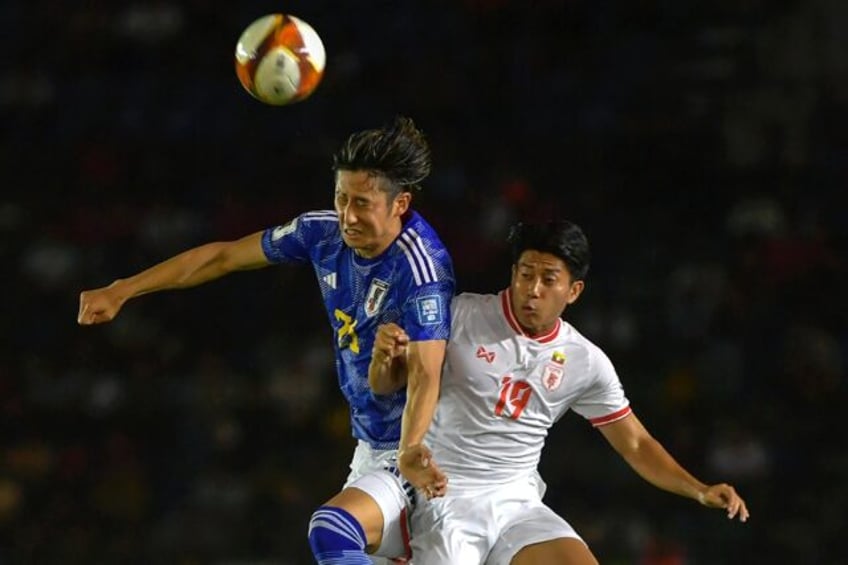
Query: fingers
[
  {"left": 377, "top": 324, "right": 409, "bottom": 345},
  {"left": 737, "top": 500, "right": 750, "bottom": 522},
  {"left": 422, "top": 461, "right": 447, "bottom": 499},
  {"left": 374, "top": 324, "right": 410, "bottom": 359},
  {"left": 725, "top": 490, "right": 749, "bottom": 523},
  {"left": 399, "top": 445, "right": 448, "bottom": 499},
  {"left": 421, "top": 471, "right": 448, "bottom": 500},
  {"left": 423, "top": 480, "right": 448, "bottom": 500},
  {"left": 77, "top": 300, "right": 90, "bottom": 325},
  {"left": 705, "top": 484, "right": 749, "bottom": 523}
]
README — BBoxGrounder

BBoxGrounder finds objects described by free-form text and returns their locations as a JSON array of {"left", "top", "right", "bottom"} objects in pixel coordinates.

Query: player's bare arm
[
  {"left": 599, "top": 412, "right": 750, "bottom": 522},
  {"left": 368, "top": 323, "right": 410, "bottom": 395},
  {"left": 77, "top": 231, "right": 270, "bottom": 325},
  {"left": 398, "top": 338, "right": 448, "bottom": 498}
]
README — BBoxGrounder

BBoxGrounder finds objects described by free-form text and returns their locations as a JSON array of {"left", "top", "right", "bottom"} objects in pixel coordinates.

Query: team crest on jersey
[
  {"left": 365, "top": 279, "right": 390, "bottom": 318},
  {"left": 542, "top": 364, "right": 564, "bottom": 392}
]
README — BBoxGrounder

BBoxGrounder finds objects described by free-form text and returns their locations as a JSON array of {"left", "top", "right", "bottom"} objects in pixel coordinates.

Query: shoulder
[
  {"left": 393, "top": 211, "right": 454, "bottom": 286},
  {"left": 450, "top": 292, "right": 498, "bottom": 320},
  {"left": 401, "top": 212, "right": 450, "bottom": 257},
  {"left": 561, "top": 322, "right": 616, "bottom": 378},
  {"left": 296, "top": 210, "right": 340, "bottom": 234},
  {"left": 452, "top": 291, "right": 496, "bottom": 309},
  {"left": 266, "top": 210, "right": 338, "bottom": 241}
]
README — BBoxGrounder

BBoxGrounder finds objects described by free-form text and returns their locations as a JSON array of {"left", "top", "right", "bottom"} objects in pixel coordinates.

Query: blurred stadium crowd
[{"left": 1, "top": 0, "right": 846, "bottom": 563}]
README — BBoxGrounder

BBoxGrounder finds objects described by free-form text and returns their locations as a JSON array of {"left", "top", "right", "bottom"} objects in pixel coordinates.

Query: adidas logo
[{"left": 323, "top": 272, "right": 337, "bottom": 289}]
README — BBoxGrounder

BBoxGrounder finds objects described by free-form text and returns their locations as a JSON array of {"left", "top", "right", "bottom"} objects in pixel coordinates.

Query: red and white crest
[{"left": 542, "top": 364, "right": 564, "bottom": 392}]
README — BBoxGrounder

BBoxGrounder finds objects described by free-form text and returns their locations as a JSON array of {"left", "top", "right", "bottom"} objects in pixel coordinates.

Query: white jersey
[{"left": 426, "top": 290, "right": 632, "bottom": 490}]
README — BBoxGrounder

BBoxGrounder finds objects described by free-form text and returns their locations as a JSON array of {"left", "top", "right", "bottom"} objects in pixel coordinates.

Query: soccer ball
[{"left": 234, "top": 13, "right": 326, "bottom": 106}]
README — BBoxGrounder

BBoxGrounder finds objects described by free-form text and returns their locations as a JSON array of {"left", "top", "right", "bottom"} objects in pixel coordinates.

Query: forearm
[
  {"left": 368, "top": 354, "right": 406, "bottom": 395},
  {"left": 113, "top": 242, "right": 236, "bottom": 300},
  {"left": 398, "top": 367, "right": 439, "bottom": 451},
  {"left": 624, "top": 436, "right": 707, "bottom": 501}
]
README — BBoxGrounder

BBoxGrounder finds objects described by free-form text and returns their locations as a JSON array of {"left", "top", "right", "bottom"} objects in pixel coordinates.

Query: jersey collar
[{"left": 500, "top": 288, "right": 561, "bottom": 343}]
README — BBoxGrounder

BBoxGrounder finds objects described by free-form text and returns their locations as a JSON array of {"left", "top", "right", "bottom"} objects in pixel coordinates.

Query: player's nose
[
  {"left": 527, "top": 278, "right": 542, "bottom": 297},
  {"left": 340, "top": 203, "right": 357, "bottom": 225}
]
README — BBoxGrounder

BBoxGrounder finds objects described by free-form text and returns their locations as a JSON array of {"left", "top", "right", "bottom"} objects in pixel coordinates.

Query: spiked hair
[{"left": 332, "top": 116, "right": 432, "bottom": 197}]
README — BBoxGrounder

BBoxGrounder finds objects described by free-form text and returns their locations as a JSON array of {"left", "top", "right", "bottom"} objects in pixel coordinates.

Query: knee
[{"left": 308, "top": 505, "right": 367, "bottom": 553}]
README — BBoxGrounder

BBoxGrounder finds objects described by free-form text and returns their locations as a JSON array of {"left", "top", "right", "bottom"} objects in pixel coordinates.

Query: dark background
[{"left": 1, "top": 1, "right": 846, "bottom": 563}]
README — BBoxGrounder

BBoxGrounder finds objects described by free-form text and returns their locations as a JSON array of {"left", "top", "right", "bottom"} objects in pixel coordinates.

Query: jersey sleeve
[
  {"left": 570, "top": 346, "right": 632, "bottom": 427},
  {"left": 400, "top": 279, "right": 455, "bottom": 342},
  {"left": 260, "top": 211, "right": 336, "bottom": 264}
]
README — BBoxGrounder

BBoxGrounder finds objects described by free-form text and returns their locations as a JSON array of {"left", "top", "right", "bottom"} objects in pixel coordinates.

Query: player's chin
[
  {"left": 344, "top": 233, "right": 375, "bottom": 251},
  {"left": 341, "top": 232, "right": 361, "bottom": 246},
  {"left": 516, "top": 310, "right": 539, "bottom": 326}
]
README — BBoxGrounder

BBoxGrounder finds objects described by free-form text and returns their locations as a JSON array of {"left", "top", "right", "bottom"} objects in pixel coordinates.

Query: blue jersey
[{"left": 261, "top": 210, "right": 455, "bottom": 449}]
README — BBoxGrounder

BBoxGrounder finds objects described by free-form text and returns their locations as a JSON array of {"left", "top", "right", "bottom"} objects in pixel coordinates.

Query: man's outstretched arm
[
  {"left": 599, "top": 412, "right": 749, "bottom": 522},
  {"left": 78, "top": 231, "right": 269, "bottom": 325}
]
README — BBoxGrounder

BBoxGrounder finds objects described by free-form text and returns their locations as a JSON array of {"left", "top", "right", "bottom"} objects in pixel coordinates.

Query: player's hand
[
  {"left": 372, "top": 323, "right": 410, "bottom": 365},
  {"left": 697, "top": 483, "right": 749, "bottom": 522},
  {"left": 398, "top": 443, "right": 447, "bottom": 500},
  {"left": 77, "top": 283, "right": 126, "bottom": 325}
]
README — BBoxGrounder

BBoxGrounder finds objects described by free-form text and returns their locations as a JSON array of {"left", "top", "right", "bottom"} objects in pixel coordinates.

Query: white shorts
[
  {"left": 343, "top": 440, "right": 415, "bottom": 561},
  {"left": 410, "top": 474, "right": 583, "bottom": 565}
]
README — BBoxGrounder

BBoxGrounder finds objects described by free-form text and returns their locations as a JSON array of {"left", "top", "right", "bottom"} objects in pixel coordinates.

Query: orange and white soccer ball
[{"left": 234, "top": 13, "right": 326, "bottom": 106}]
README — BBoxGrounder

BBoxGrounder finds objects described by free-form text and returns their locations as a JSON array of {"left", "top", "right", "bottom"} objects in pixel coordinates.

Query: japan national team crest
[
  {"left": 542, "top": 364, "right": 564, "bottom": 392},
  {"left": 365, "top": 279, "right": 390, "bottom": 318}
]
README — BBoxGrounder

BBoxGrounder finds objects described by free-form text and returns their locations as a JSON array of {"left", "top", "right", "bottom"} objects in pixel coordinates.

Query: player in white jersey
[{"left": 371, "top": 220, "right": 749, "bottom": 565}]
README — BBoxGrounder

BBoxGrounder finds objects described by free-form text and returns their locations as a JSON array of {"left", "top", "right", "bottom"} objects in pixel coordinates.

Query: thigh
[
  {"left": 333, "top": 443, "right": 413, "bottom": 559},
  {"left": 411, "top": 496, "right": 491, "bottom": 565},
  {"left": 486, "top": 503, "right": 589, "bottom": 565},
  {"left": 509, "top": 538, "right": 599, "bottom": 565}
]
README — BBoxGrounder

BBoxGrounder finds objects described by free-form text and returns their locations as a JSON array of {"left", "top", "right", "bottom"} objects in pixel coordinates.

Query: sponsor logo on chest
[{"left": 476, "top": 345, "right": 496, "bottom": 363}]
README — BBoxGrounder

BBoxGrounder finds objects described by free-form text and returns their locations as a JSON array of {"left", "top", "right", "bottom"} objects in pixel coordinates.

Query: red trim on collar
[{"left": 500, "top": 288, "right": 561, "bottom": 343}]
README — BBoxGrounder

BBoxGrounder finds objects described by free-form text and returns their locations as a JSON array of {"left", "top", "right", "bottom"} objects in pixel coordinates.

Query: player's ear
[
  {"left": 566, "top": 280, "right": 584, "bottom": 305},
  {"left": 393, "top": 191, "right": 411, "bottom": 216}
]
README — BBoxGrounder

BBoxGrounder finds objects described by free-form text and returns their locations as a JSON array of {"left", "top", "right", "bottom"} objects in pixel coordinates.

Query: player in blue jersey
[{"left": 77, "top": 116, "right": 455, "bottom": 564}]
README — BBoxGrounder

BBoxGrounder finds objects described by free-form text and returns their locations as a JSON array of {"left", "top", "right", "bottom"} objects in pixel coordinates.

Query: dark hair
[
  {"left": 332, "top": 116, "right": 431, "bottom": 197},
  {"left": 507, "top": 220, "right": 591, "bottom": 281}
]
